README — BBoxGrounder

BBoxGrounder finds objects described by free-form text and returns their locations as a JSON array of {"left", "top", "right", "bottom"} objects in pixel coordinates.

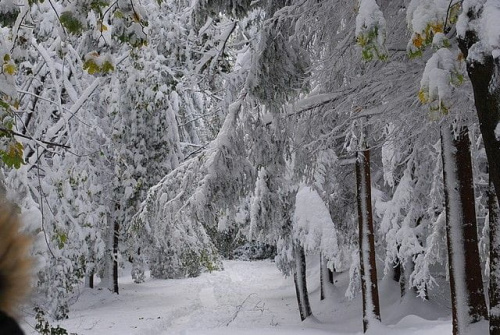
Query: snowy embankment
[{"left": 22, "top": 260, "right": 452, "bottom": 335}]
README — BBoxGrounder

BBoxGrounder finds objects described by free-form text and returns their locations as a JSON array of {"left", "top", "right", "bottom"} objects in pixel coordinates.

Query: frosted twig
[
  {"left": 225, "top": 293, "right": 257, "bottom": 326},
  {"left": 47, "top": 0, "right": 67, "bottom": 36},
  {"left": 443, "top": 0, "right": 461, "bottom": 33},
  {"left": 10, "top": 3, "right": 30, "bottom": 53},
  {"left": 0, "top": 128, "right": 71, "bottom": 149},
  {"left": 36, "top": 146, "right": 56, "bottom": 259}
]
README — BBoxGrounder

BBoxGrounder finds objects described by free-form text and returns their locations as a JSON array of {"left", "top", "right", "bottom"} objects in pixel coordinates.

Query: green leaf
[
  {"left": 90, "top": 0, "right": 109, "bottom": 11},
  {"left": 101, "top": 60, "right": 115, "bottom": 72},
  {"left": 0, "top": 99, "right": 9, "bottom": 111},
  {"left": 362, "top": 48, "right": 373, "bottom": 61},
  {"left": 56, "top": 232, "right": 68, "bottom": 249},
  {"left": 60, "top": 11, "right": 84, "bottom": 34},
  {"left": 408, "top": 48, "right": 422, "bottom": 59},
  {"left": 83, "top": 58, "right": 100, "bottom": 74},
  {"left": 1, "top": 141, "right": 24, "bottom": 169},
  {"left": 0, "top": 9, "right": 19, "bottom": 26},
  {"left": 3, "top": 62, "right": 16, "bottom": 75},
  {"left": 451, "top": 72, "right": 464, "bottom": 86}
]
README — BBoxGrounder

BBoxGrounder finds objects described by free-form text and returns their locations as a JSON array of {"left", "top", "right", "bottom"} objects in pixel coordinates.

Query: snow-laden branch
[{"left": 134, "top": 90, "right": 252, "bottom": 273}]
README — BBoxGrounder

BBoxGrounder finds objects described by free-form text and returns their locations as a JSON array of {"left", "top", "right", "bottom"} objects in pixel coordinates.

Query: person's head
[{"left": 0, "top": 203, "right": 31, "bottom": 319}]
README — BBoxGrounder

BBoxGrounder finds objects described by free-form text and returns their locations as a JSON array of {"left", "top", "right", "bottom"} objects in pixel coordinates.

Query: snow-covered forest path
[
  {"left": 23, "top": 260, "right": 454, "bottom": 334},
  {"left": 23, "top": 261, "right": 310, "bottom": 334}
]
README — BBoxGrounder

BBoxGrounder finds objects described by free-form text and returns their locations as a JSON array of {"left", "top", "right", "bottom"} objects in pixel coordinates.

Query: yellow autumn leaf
[
  {"left": 8, "top": 141, "right": 23, "bottom": 156},
  {"left": 430, "top": 23, "right": 443, "bottom": 34},
  {"left": 3, "top": 63, "right": 16, "bottom": 75},
  {"left": 412, "top": 33, "right": 424, "bottom": 49},
  {"left": 97, "top": 21, "right": 108, "bottom": 31},
  {"left": 418, "top": 89, "right": 428, "bottom": 103},
  {"left": 1, "top": 141, "right": 24, "bottom": 169},
  {"left": 357, "top": 34, "right": 367, "bottom": 47}
]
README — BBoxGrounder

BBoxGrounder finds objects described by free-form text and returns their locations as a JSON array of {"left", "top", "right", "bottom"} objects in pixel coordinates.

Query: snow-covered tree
[{"left": 441, "top": 125, "right": 488, "bottom": 333}]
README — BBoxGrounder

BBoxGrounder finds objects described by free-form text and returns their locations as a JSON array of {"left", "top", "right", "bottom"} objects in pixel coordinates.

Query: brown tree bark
[
  {"left": 329, "top": 267, "right": 334, "bottom": 284},
  {"left": 88, "top": 269, "right": 94, "bottom": 289},
  {"left": 457, "top": 16, "right": 500, "bottom": 333},
  {"left": 441, "top": 126, "right": 488, "bottom": 334},
  {"left": 356, "top": 149, "right": 381, "bottom": 332},
  {"left": 112, "top": 219, "right": 119, "bottom": 294},
  {"left": 489, "top": 181, "right": 500, "bottom": 335},
  {"left": 391, "top": 250, "right": 406, "bottom": 298},
  {"left": 294, "top": 242, "right": 312, "bottom": 321},
  {"left": 458, "top": 21, "right": 500, "bottom": 203},
  {"left": 320, "top": 253, "right": 330, "bottom": 301}
]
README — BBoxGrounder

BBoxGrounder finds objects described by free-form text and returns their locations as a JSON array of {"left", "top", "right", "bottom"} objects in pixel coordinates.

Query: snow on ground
[{"left": 22, "top": 259, "right": 453, "bottom": 335}]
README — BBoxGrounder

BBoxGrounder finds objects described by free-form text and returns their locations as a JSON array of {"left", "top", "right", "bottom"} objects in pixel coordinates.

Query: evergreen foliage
[{"left": 0, "top": 1, "right": 499, "bottom": 333}]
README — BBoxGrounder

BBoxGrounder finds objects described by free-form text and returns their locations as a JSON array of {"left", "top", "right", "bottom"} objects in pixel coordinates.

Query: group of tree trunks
[
  {"left": 291, "top": 7, "right": 500, "bottom": 335},
  {"left": 293, "top": 124, "right": 499, "bottom": 334}
]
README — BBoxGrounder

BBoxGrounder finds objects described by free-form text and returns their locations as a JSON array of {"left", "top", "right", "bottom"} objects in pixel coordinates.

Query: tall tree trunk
[
  {"left": 102, "top": 213, "right": 114, "bottom": 290},
  {"left": 459, "top": 24, "right": 500, "bottom": 334},
  {"left": 392, "top": 260, "right": 401, "bottom": 283},
  {"left": 393, "top": 261, "right": 408, "bottom": 298},
  {"left": 392, "top": 247, "right": 405, "bottom": 298},
  {"left": 489, "top": 181, "right": 500, "bottom": 335},
  {"left": 395, "top": 258, "right": 422, "bottom": 299},
  {"left": 112, "top": 219, "right": 119, "bottom": 294},
  {"left": 89, "top": 270, "right": 94, "bottom": 289},
  {"left": 441, "top": 126, "right": 488, "bottom": 335},
  {"left": 458, "top": 19, "right": 500, "bottom": 204},
  {"left": 85, "top": 267, "right": 94, "bottom": 289},
  {"left": 103, "top": 210, "right": 120, "bottom": 294},
  {"left": 356, "top": 149, "right": 381, "bottom": 332},
  {"left": 320, "top": 253, "right": 330, "bottom": 301},
  {"left": 329, "top": 267, "right": 334, "bottom": 284},
  {"left": 294, "top": 242, "right": 312, "bottom": 321},
  {"left": 399, "top": 261, "right": 406, "bottom": 298}
]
